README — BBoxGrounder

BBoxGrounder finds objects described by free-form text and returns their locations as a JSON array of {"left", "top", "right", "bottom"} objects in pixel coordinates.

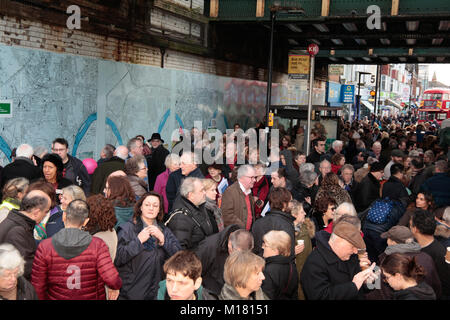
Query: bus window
[
  {"left": 444, "top": 94, "right": 449, "bottom": 100},
  {"left": 427, "top": 113, "right": 435, "bottom": 121},
  {"left": 437, "top": 113, "right": 447, "bottom": 120}
]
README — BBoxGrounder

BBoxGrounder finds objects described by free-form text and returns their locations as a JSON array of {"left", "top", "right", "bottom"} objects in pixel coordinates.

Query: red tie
[{"left": 245, "top": 194, "right": 253, "bottom": 231}]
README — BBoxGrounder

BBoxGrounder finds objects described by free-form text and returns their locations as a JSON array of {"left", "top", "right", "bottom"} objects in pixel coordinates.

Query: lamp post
[{"left": 356, "top": 71, "right": 371, "bottom": 120}]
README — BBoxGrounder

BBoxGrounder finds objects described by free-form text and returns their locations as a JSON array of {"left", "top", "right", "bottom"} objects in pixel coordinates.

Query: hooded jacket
[
  {"left": 31, "top": 228, "right": 122, "bottom": 300},
  {"left": 300, "top": 231, "right": 364, "bottom": 300},
  {"left": 365, "top": 242, "right": 442, "bottom": 300},
  {"left": 393, "top": 281, "right": 436, "bottom": 300}
]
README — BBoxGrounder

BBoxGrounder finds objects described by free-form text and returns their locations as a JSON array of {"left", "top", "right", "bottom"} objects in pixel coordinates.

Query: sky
[{"left": 426, "top": 64, "right": 450, "bottom": 86}]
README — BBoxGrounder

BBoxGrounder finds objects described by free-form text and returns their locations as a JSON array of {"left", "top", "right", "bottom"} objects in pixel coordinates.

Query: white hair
[
  {"left": 320, "top": 159, "right": 331, "bottom": 168},
  {"left": 165, "top": 153, "right": 181, "bottom": 168},
  {"left": 179, "top": 177, "right": 202, "bottom": 198},
  {"left": 16, "top": 144, "right": 34, "bottom": 159},
  {"left": 334, "top": 202, "right": 357, "bottom": 222},
  {"left": 237, "top": 165, "right": 255, "bottom": 179},
  {"left": 332, "top": 140, "right": 343, "bottom": 149},
  {"left": 300, "top": 170, "right": 317, "bottom": 186},
  {"left": 373, "top": 141, "right": 382, "bottom": 148},
  {"left": 180, "top": 151, "right": 200, "bottom": 165},
  {"left": 0, "top": 243, "right": 25, "bottom": 277},
  {"left": 299, "top": 163, "right": 315, "bottom": 173}
]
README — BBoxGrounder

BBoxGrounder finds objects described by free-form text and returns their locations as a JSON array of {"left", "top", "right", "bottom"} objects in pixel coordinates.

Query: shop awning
[
  {"left": 385, "top": 98, "right": 402, "bottom": 110},
  {"left": 361, "top": 100, "right": 374, "bottom": 112}
]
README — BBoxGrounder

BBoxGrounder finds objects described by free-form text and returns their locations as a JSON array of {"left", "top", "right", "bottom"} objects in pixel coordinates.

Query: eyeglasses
[{"left": 52, "top": 148, "right": 67, "bottom": 152}]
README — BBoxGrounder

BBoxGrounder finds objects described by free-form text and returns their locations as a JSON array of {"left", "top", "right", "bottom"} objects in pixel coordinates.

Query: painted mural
[{"left": 0, "top": 43, "right": 310, "bottom": 164}]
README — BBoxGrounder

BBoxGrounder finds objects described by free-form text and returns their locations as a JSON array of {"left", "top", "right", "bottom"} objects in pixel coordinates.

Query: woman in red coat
[{"left": 31, "top": 200, "right": 122, "bottom": 300}]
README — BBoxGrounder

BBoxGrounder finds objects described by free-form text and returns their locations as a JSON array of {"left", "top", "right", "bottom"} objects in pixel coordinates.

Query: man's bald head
[
  {"left": 114, "top": 145, "right": 129, "bottom": 160},
  {"left": 20, "top": 190, "right": 51, "bottom": 223}
]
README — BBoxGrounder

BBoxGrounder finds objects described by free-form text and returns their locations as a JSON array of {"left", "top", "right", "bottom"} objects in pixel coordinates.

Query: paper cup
[
  {"left": 446, "top": 247, "right": 450, "bottom": 264},
  {"left": 297, "top": 240, "right": 304, "bottom": 246}
]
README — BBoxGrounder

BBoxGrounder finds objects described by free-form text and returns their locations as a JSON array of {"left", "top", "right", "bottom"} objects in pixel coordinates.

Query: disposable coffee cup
[
  {"left": 297, "top": 240, "right": 304, "bottom": 246},
  {"left": 446, "top": 247, "right": 450, "bottom": 264}
]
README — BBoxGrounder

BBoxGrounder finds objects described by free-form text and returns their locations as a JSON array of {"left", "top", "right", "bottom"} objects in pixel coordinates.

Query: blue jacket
[
  {"left": 420, "top": 173, "right": 450, "bottom": 208},
  {"left": 114, "top": 217, "right": 181, "bottom": 300}
]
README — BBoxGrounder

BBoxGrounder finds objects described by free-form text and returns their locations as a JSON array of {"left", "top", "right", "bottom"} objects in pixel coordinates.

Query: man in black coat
[
  {"left": 0, "top": 190, "right": 50, "bottom": 280},
  {"left": 306, "top": 136, "right": 326, "bottom": 165},
  {"left": 166, "top": 177, "right": 216, "bottom": 250},
  {"left": 408, "top": 157, "right": 428, "bottom": 198},
  {"left": 0, "top": 144, "right": 42, "bottom": 191},
  {"left": 166, "top": 151, "right": 204, "bottom": 212},
  {"left": 300, "top": 220, "right": 378, "bottom": 300},
  {"left": 52, "top": 138, "right": 91, "bottom": 196},
  {"left": 353, "top": 161, "right": 384, "bottom": 213},
  {"left": 381, "top": 163, "right": 410, "bottom": 207},
  {"left": 146, "top": 133, "right": 170, "bottom": 191},
  {"left": 90, "top": 145, "right": 128, "bottom": 194},
  {"left": 251, "top": 187, "right": 296, "bottom": 259},
  {"left": 194, "top": 225, "right": 251, "bottom": 296}
]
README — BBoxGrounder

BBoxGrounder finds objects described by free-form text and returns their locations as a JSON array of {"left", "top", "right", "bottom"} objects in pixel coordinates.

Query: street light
[
  {"left": 356, "top": 71, "right": 371, "bottom": 120},
  {"left": 265, "top": 3, "right": 305, "bottom": 129}
]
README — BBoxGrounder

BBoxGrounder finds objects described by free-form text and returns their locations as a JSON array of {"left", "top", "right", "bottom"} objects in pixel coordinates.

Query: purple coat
[{"left": 154, "top": 169, "right": 170, "bottom": 213}]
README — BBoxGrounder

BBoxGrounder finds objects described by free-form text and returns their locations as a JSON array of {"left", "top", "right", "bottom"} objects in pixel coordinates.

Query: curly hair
[
  {"left": 124, "top": 154, "right": 146, "bottom": 176},
  {"left": 322, "top": 172, "right": 341, "bottom": 187},
  {"left": 314, "top": 194, "right": 337, "bottom": 214},
  {"left": 106, "top": 175, "right": 136, "bottom": 207},
  {"left": 85, "top": 194, "right": 117, "bottom": 233}
]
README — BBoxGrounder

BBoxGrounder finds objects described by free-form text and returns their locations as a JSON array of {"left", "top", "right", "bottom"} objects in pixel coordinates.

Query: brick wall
[{"left": 0, "top": 15, "right": 284, "bottom": 82}]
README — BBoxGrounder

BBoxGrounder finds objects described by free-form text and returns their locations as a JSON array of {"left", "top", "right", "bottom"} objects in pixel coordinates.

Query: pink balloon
[{"left": 82, "top": 158, "right": 98, "bottom": 175}]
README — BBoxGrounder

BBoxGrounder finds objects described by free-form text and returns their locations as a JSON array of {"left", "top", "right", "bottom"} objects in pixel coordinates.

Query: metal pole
[
  {"left": 356, "top": 72, "right": 361, "bottom": 121},
  {"left": 306, "top": 55, "right": 315, "bottom": 156},
  {"left": 265, "top": 11, "right": 276, "bottom": 129},
  {"left": 374, "top": 64, "right": 381, "bottom": 116}
]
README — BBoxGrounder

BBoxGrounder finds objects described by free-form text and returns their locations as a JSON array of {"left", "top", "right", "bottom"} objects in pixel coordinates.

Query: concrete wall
[{"left": 0, "top": 42, "right": 295, "bottom": 165}]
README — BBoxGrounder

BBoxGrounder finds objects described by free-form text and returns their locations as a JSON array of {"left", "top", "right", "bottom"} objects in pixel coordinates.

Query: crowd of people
[{"left": 0, "top": 114, "right": 449, "bottom": 301}]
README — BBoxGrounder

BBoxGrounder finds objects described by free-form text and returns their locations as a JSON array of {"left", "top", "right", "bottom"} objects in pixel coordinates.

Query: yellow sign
[
  {"left": 288, "top": 55, "right": 310, "bottom": 75},
  {"left": 268, "top": 112, "right": 274, "bottom": 127},
  {"left": 370, "top": 90, "right": 376, "bottom": 96}
]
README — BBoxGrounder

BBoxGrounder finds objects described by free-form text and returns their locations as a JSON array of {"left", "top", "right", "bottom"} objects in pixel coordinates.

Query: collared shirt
[{"left": 238, "top": 181, "right": 252, "bottom": 196}]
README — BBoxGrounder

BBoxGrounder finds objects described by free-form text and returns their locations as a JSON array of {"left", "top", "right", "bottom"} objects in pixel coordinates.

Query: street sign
[
  {"left": 0, "top": 100, "right": 12, "bottom": 118},
  {"left": 341, "top": 85, "right": 355, "bottom": 103},
  {"left": 307, "top": 43, "right": 319, "bottom": 57},
  {"left": 288, "top": 54, "right": 310, "bottom": 80},
  {"left": 370, "top": 90, "right": 376, "bottom": 97}
]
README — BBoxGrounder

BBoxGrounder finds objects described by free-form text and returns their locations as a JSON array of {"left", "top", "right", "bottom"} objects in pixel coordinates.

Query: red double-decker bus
[{"left": 418, "top": 88, "right": 450, "bottom": 124}]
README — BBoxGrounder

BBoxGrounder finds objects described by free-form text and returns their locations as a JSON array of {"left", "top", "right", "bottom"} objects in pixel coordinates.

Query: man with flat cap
[
  {"left": 300, "top": 220, "right": 379, "bottom": 300},
  {"left": 365, "top": 225, "right": 442, "bottom": 300},
  {"left": 146, "top": 133, "right": 169, "bottom": 191}
]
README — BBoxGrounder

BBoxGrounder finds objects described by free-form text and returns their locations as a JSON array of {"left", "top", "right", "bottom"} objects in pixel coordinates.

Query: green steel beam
[{"left": 210, "top": 0, "right": 450, "bottom": 21}]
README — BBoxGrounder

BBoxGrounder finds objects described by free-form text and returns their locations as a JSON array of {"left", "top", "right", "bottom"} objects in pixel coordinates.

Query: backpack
[{"left": 366, "top": 197, "right": 394, "bottom": 224}]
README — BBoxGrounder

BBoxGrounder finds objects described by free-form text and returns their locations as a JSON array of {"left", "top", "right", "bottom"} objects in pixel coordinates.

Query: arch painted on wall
[
  {"left": 0, "top": 136, "right": 12, "bottom": 163},
  {"left": 158, "top": 109, "right": 171, "bottom": 134},
  {"left": 72, "top": 113, "right": 123, "bottom": 157}
]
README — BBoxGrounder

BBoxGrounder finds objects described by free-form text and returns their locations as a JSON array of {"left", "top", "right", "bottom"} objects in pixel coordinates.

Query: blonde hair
[
  {"left": 263, "top": 230, "right": 291, "bottom": 257},
  {"left": 223, "top": 251, "right": 265, "bottom": 289},
  {"left": 289, "top": 199, "right": 304, "bottom": 217},
  {"left": 202, "top": 178, "right": 218, "bottom": 191}
]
